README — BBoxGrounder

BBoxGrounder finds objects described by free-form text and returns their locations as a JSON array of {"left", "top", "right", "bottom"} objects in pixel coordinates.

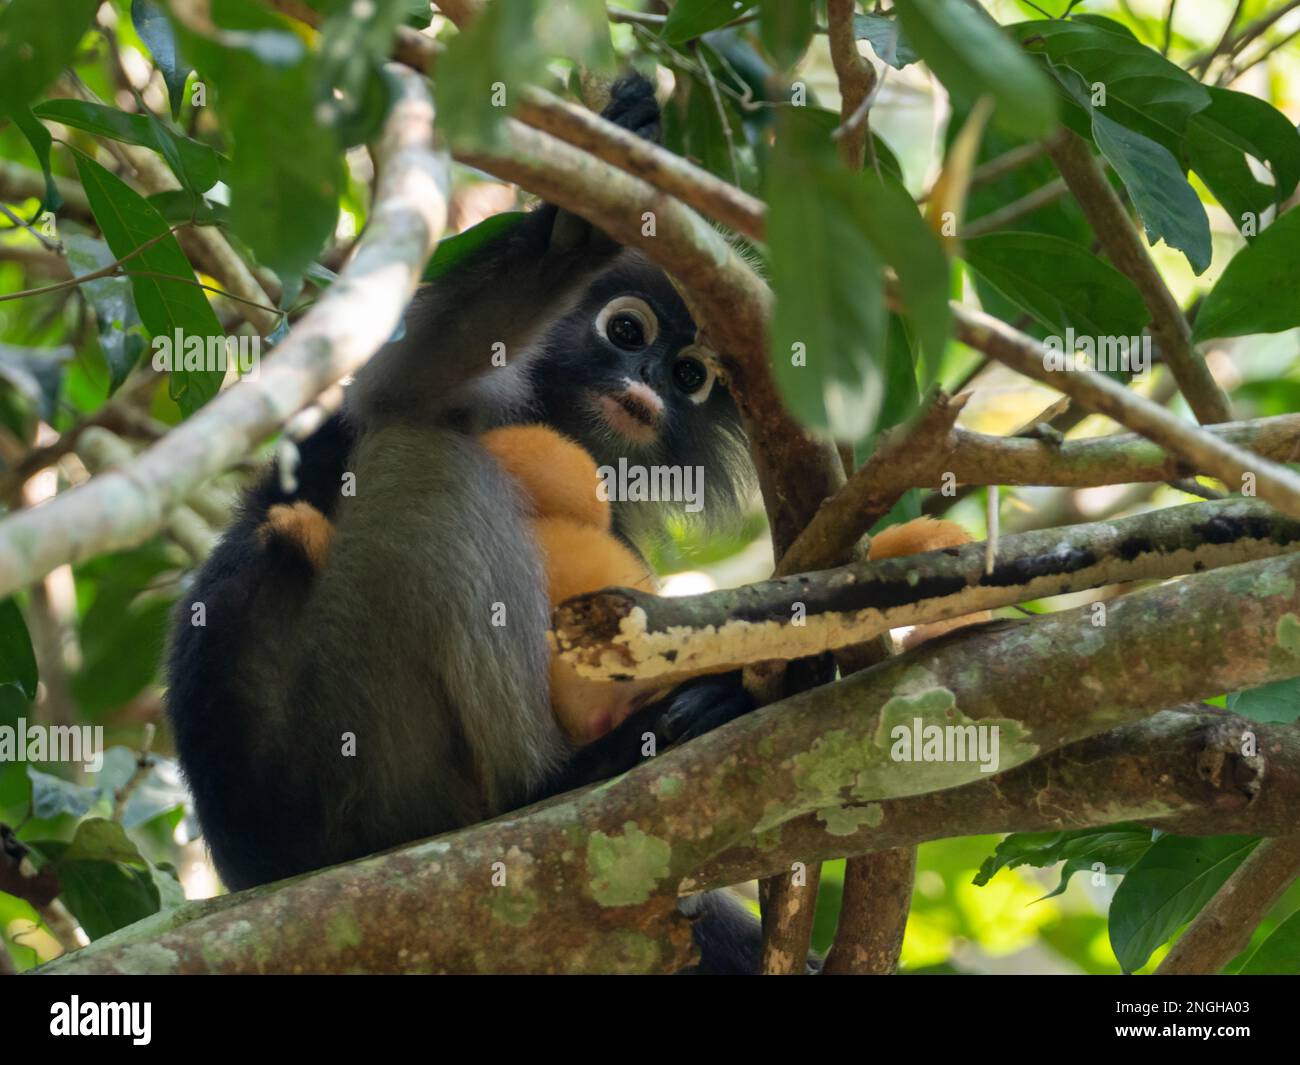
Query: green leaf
[
  {"left": 975, "top": 825, "right": 1154, "bottom": 897},
  {"left": 897, "top": 0, "right": 1056, "bottom": 140},
  {"left": 71, "top": 149, "right": 226, "bottom": 414},
  {"left": 173, "top": 0, "right": 342, "bottom": 283},
  {"left": 1015, "top": 17, "right": 1211, "bottom": 155},
  {"left": 131, "top": 0, "right": 191, "bottom": 120},
  {"left": 26, "top": 766, "right": 98, "bottom": 820},
  {"left": 146, "top": 189, "right": 230, "bottom": 227},
  {"left": 766, "top": 109, "right": 887, "bottom": 441},
  {"left": 10, "top": 107, "right": 62, "bottom": 214},
  {"left": 36, "top": 98, "right": 223, "bottom": 192},
  {"left": 662, "top": 0, "right": 758, "bottom": 44},
  {"left": 32, "top": 820, "right": 181, "bottom": 939},
  {"left": 853, "top": 12, "right": 918, "bottom": 69},
  {"left": 0, "top": 598, "right": 37, "bottom": 699},
  {"left": 422, "top": 211, "right": 524, "bottom": 281},
  {"left": 0, "top": 0, "right": 101, "bottom": 119},
  {"left": 964, "top": 232, "right": 1149, "bottom": 340},
  {"left": 1239, "top": 910, "right": 1300, "bottom": 975},
  {"left": 1109, "top": 835, "right": 1258, "bottom": 972},
  {"left": 437, "top": 0, "right": 611, "bottom": 148},
  {"left": 1226, "top": 675, "right": 1300, "bottom": 724},
  {"left": 59, "top": 817, "right": 149, "bottom": 866},
  {"left": 1186, "top": 88, "right": 1300, "bottom": 237},
  {"left": 64, "top": 230, "right": 147, "bottom": 393},
  {"left": 859, "top": 172, "right": 951, "bottom": 381},
  {"left": 759, "top": 0, "right": 814, "bottom": 70},
  {"left": 1091, "top": 110, "right": 1212, "bottom": 276},
  {"left": 1193, "top": 209, "right": 1300, "bottom": 341}
]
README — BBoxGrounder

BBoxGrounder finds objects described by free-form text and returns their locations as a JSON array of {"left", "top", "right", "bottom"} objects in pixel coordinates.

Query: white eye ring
[
  {"left": 595, "top": 296, "right": 658, "bottom": 348},
  {"left": 673, "top": 344, "right": 717, "bottom": 404}
]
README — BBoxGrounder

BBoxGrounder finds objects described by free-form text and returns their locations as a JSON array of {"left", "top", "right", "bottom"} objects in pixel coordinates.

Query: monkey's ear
[
  {"left": 548, "top": 72, "right": 662, "bottom": 253},
  {"left": 600, "top": 73, "right": 661, "bottom": 144}
]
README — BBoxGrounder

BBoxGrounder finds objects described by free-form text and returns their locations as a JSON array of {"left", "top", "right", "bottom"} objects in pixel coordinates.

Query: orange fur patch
[
  {"left": 259, "top": 502, "right": 334, "bottom": 570},
  {"left": 868, "top": 516, "right": 973, "bottom": 560},
  {"left": 480, "top": 425, "right": 610, "bottom": 529}
]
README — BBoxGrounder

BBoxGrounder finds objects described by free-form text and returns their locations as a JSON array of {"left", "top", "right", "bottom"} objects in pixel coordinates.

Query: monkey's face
[{"left": 528, "top": 253, "right": 752, "bottom": 532}]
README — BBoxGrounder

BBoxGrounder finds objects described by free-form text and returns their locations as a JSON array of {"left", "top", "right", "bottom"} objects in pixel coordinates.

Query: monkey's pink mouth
[{"left": 596, "top": 384, "right": 663, "bottom": 445}]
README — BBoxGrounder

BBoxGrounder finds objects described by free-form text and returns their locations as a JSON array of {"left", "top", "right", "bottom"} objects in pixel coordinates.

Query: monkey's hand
[{"left": 538, "top": 672, "right": 755, "bottom": 798}]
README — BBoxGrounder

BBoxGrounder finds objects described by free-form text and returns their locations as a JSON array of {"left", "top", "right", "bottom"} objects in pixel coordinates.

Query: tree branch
[
  {"left": 38, "top": 553, "right": 1300, "bottom": 974},
  {"left": 555, "top": 498, "right": 1300, "bottom": 681},
  {"left": 1045, "top": 129, "right": 1231, "bottom": 425},
  {"left": 952, "top": 304, "right": 1300, "bottom": 519}
]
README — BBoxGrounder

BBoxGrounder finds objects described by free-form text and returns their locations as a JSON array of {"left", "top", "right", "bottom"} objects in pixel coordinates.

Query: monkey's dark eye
[
  {"left": 673, "top": 356, "right": 709, "bottom": 394},
  {"left": 608, "top": 312, "right": 646, "bottom": 350},
  {"left": 596, "top": 296, "right": 658, "bottom": 352}
]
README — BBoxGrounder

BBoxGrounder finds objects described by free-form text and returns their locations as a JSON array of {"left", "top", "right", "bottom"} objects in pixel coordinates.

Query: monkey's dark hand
[
  {"left": 548, "top": 73, "right": 661, "bottom": 254},
  {"left": 537, "top": 672, "right": 755, "bottom": 799},
  {"left": 650, "top": 673, "right": 755, "bottom": 748}
]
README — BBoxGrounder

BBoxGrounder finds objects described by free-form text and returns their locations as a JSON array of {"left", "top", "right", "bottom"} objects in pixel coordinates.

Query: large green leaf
[
  {"left": 34, "top": 99, "right": 221, "bottom": 194},
  {"left": 71, "top": 149, "right": 225, "bottom": 414},
  {"left": 0, "top": 0, "right": 100, "bottom": 118},
  {"left": 1193, "top": 209, "right": 1300, "bottom": 341},
  {"left": 965, "top": 232, "right": 1149, "bottom": 340},
  {"left": 1239, "top": 910, "right": 1300, "bottom": 975},
  {"left": 1092, "top": 110, "right": 1212, "bottom": 276},
  {"left": 1015, "top": 16, "right": 1211, "bottom": 155},
  {"left": 1109, "top": 835, "right": 1258, "bottom": 972},
  {"left": 174, "top": 0, "right": 343, "bottom": 283},
  {"left": 975, "top": 825, "right": 1154, "bottom": 900},
  {"left": 662, "top": 0, "right": 758, "bottom": 44},
  {"left": 859, "top": 172, "right": 951, "bottom": 382},
  {"left": 897, "top": 0, "right": 1056, "bottom": 140},
  {"left": 0, "top": 598, "right": 37, "bottom": 700},
  {"left": 31, "top": 820, "right": 183, "bottom": 939},
  {"left": 766, "top": 110, "right": 887, "bottom": 441},
  {"left": 1186, "top": 88, "right": 1300, "bottom": 236}
]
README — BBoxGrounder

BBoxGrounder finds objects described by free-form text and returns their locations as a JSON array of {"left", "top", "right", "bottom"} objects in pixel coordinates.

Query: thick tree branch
[
  {"left": 38, "top": 552, "right": 1300, "bottom": 974},
  {"left": 555, "top": 498, "right": 1300, "bottom": 681},
  {"left": 0, "top": 67, "right": 449, "bottom": 599},
  {"left": 691, "top": 709, "right": 1296, "bottom": 891}
]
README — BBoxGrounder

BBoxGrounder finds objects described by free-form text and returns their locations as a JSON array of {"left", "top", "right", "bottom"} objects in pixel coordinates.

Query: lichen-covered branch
[
  {"left": 690, "top": 709, "right": 1298, "bottom": 891},
  {"left": 38, "top": 552, "right": 1300, "bottom": 974},
  {"left": 0, "top": 68, "right": 449, "bottom": 599},
  {"left": 555, "top": 498, "right": 1300, "bottom": 681}
]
